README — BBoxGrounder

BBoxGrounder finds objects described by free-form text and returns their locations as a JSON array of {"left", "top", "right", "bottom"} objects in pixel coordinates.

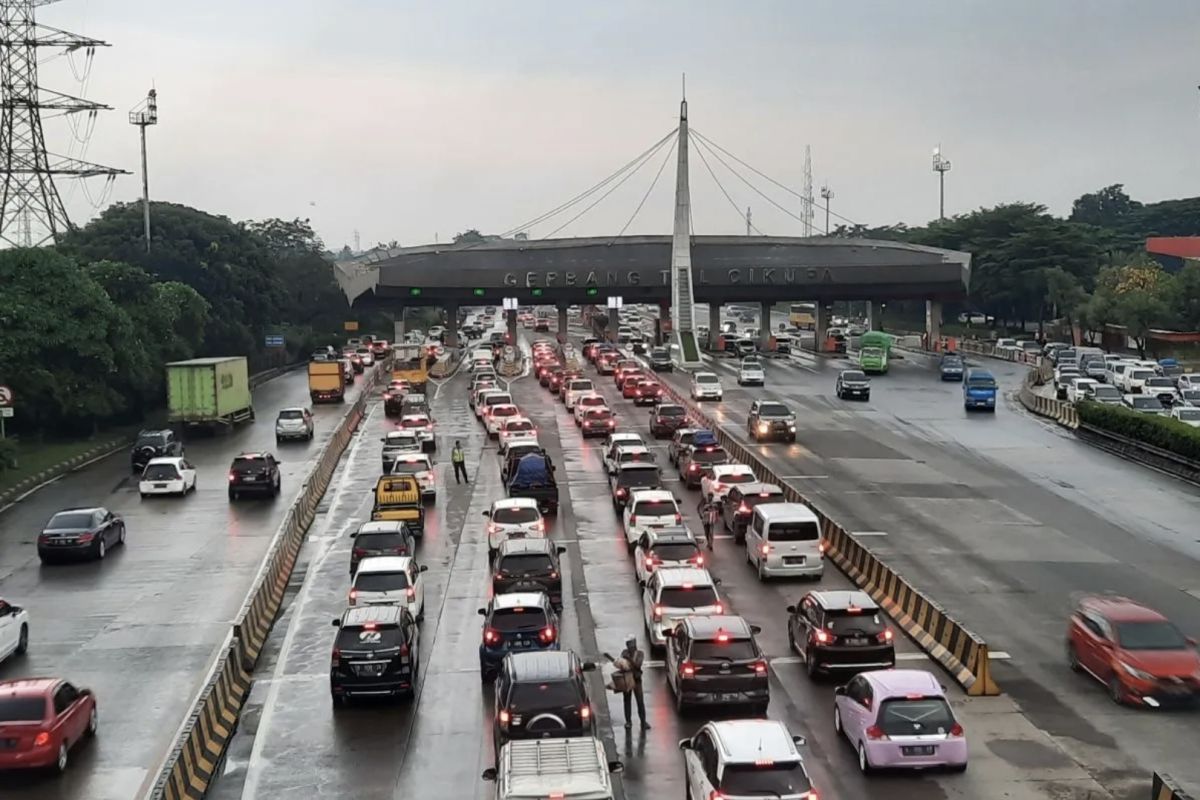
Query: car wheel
[
  {"left": 275, "top": 437, "right": 282, "bottom": 445},
  {"left": 1108, "top": 676, "right": 1125, "bottom": 705},
  {"left": 331, "top": 692, "right": 346, "bottom": 707},
  {"left": 53, "top": 742, "right": 69, "bottom": 774},
  {"left": 756, "top": 557, "right": 765, "bottom": 582},
  {"left": 947, "top": 762, "right": 968, "bottom": 774},
  {"left": 86, "top": 707, "right": 98, "bottom": 737},
  {"left": 139, "top": 492, "right": 146, "bottom": 499},
  {"left": 228, "top": 489, "right": 237, "bottom": 501},
  {"left": 1067, "top": 642, "right": 1082, "bottom": 673},
  {"left": 834, "top": 705, "right": 843, "bottom": 735},
  {"left": 857, "top": 741, "right": 873, "bottom": 775},
  {"left": 96, "top": 538, "right": 107, "bottom": 560},
  {"left": 118, "top": 526, "right": 126, "bottom": 545},
  {"left": 786, "top": 626, "right": 795, "bottom": 652},
  {"left": 16, "top": 624, "right": 28, "bottom": 655},
  {"left": 805, "top": 647, "right": 818, "bottom": 679}
]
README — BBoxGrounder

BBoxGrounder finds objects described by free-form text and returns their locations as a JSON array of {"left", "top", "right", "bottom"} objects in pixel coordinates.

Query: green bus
[{"left": 857, "top": 331, "right": 891, "bottom": 374}]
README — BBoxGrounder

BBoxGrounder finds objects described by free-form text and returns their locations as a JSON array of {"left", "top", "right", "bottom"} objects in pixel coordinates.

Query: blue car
[
  {"left": 939, "top": 354, "right": 965, "bottom": 381},
  {"left": 963, "top": 368, "right": 998, "bottom": 411},
  {"left": 478, "top": 590, "right": 560, "bottom": 681}
]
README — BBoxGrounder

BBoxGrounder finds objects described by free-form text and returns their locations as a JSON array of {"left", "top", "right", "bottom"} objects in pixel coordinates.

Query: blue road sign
[{"left": 265, "top": 335, "right": 285, "bottom": 348}]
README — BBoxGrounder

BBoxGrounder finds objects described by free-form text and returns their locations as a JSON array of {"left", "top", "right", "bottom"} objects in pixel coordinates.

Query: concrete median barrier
[
  {"left": 146, "top": 359, "right": 390, "bottom": 800},
  {"left": 1018, "top": 368, "right": 1079, "bottom": 429},
  {"left": 658, "top": 379, "right": 1002, "bottom": 696},
  {"left": 1153, "top": 773, "right": 1195, "bottom": 800}
]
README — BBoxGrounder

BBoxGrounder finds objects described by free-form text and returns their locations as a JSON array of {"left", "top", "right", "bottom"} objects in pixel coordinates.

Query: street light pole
[
  {"left": 819, "top": 185, "right": 834, "bottom": 234},
  {"left": 932, "top": 145, "right": 951, "bottom": 221}
]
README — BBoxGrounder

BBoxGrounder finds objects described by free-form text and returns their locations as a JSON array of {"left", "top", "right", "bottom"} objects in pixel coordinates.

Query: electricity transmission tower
[
  {"left": 801, "top": 145, "right": 814, "bottom": 236},
  {"left": 0, "top": 0, "right": 128, "bottom": 247}
]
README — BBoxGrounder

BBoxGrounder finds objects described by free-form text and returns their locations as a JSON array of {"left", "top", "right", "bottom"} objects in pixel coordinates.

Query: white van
[
  {"left": 483, "top": 736, "right": 623, "bottom": 800},
  {"left": 745, "top": 503, "right": 824, "bottom": 581}
]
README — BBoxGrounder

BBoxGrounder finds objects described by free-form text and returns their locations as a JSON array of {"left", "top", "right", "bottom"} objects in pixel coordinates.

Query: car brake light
[
  {"left": 760, "top": 543, "right": 771, "bottom": 555},
  {"left": 692, "top": 553, "right": 704, "bottom": 566},
  {"left": 644, "top": 556, "right": 656, "bottom": 568},
  {"left": 406, "top": 587, "right": 416, "bottom": 600},
  {"left": 628, "top": 514, "right": 637, "bottom": 526},
  {"left": 228, "top": 472, "right": 236, "bottom": 482},
  {"left": 484, "top": 627, "right": 501, "bottom": 645},
  {"left": 949, "top": 722, "right": 964, "bottom": 737},
  {"left": 879, "top": 629, "right": 894, "bottom": 642},
  {"left": 738, "top": 503, "right": 749, "bottom": 514},
  {"left": 653, "top": 604, "right": 663, "bottom": 621},
  {"left": 865, "top": 725, "right": 888, "bottom": 741},
  {"left": 681, "top": 661, "right": 695, "bottom": 677},
  {"left": 348, "top": 589, "right": 358, "bottom": 604},
  {"left": 331, "top": 647, "right": 340, "bottom": 668},
  {"left": 33, "top": 731, "right": 50, "bottom": 747},
  {"left": 499, "top": 709, "right": 510, "bottom": 725},
  {"left": 814, "top": 629, "right": 830, "bottom": 644},
  {"left": 539, "top": 625, "right": 557, "bottom": 644},
  {"left": 533, "top": 519, "right": 544, "bottom": 532},
  {"left": 616, "top": 488, "right": 627, "bottom": 497},
  {"left": 608, "top": 420, "right": 615, "bottom": 427},
  {"left": 713, "top": 601, "right": 724, "bottom": 613},
  {"left": 716, "top": 632, "right": 729, "bottom": 643},
  {"left": 580, "top": 704, "right": 591, "bottom": 720},
  {"left": 708, "top": 791, "right": 724, "bottom": 800},
  {"left": 819, "top": 540, "right": 827, "bottom": 554},
  {"left": 674, "top": 513, "right": 682, "bottom": 524},
  {"left": 752, "top": 659, "right": 768, "bottom": 675},
  {"left": 487, "top": 523, "right": 501, "bottom": 535},
  {"left": 689, "top": 464, "right": 698, "bottom": 472}
]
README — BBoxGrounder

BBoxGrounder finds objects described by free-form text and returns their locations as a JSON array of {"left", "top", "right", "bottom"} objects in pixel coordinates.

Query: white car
[
  {"left": 1105, "top": 360, "right": 1135, "bottom": 386},
  {"left": 1120, "top": 368, "right": 1157, "bottom": 394},
  {"left": 602, "top": 433, "right": 646, "bottom": 472},
  {"left": 275, "top": 407, "right": 315, "bottom": 442},
  {"left": 482, "top": 497, "right": 545, "bottom": 557},
  {"left": 479, "top": 392, "right": 514, "bottom": 421},
  {"left": 1065, "top": 377, "right": 1098, "bottom": 404},
  {"left": 389, "top": 452, "right": 437, "bottom": 500},
  {"left": 498, "top": 416, "right": 537, "bottom": 447},
  {"left": 641, "top": 566, "right": 725, "bottom": 648},
  {"left": 563, "top": 379, "right": 596, "bottom": 410},
  {"left": 633, "top": 526, "right": 703, "bottom": 583},
  {"left": 0, "top": 597, "right": 30, "bottom": 664},
  {"left": 1143, "top": 377, "right": 1179, "bottom": 406},
  {"left": 348, "top": 556, "right": 428, "bottom": 621},
  {"left": 690, "top": 371, "right": 723, "bottom": 401},
  {"left": 737, "top": 360, "right": 765, "bottom": 386},
  {"left": 994, "top": 338, "right": 1018, "bottom": 352},
  {"left": 475, "top": 388, "right": 505, "bottom": 418},
  {"left": 381, "top": 430, "right": 422, "bottom": 472},
  {"left": 622, "top": 489, "right": 682, "bottom": 548},
  {"left": 356, "top": 348, "right": 375, "bottom": 366},
  {"left": 1171, "top": 406, "right": 1200, "bottom": 427},
  {"left": 573, "top": 393, "right": 609, "bottom": 425},
  {"left": 681, "top": 721, "right": 812, "bottom": 800},
  {"left": 700, "top": 464, "right": 757, "bottom": 505},
  {"left": 1053, "top": 366, "right": 1081, "bottom": 398},
  {"left": 398, "top": 413, "right": 435, "bottom": 451},
  {"left": 138, "top": 457, "right": 197, "bottom": 498},
  {"left": 1122, "top": 394, "right": 1166, "bottom": 415},
  {"left": 1179, "top": 388, "right": 1200, "bottom": 406},
  {"left": 1177, "top": 373, "right": 1200, "bottom": 393},
  {"left": 486, "top": 403, "right": 521, "bottom": 437},
  {"left": 608, "top": 444, "right": 655, "bottom": 476}
]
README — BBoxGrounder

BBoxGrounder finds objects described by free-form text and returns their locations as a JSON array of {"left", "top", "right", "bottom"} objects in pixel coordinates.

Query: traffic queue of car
[{"left": 1046, "top": 343, "right": 1200, "bottom": 425}]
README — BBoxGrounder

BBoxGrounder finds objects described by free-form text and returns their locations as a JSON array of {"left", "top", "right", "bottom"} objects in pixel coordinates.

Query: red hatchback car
[
  {"left": 1067, "top": 595, "right": 1200, "bottom": 708},
  {"left": 0, "top": 678, "right": 97, "bottom": 773}
]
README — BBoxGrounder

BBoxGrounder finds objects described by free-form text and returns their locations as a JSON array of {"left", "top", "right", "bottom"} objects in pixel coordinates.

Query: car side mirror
[
  {"left": 750, "top": 624, "right": 762, "bottom": 635},
  {"left": 478, "top": 608, "right": 487, "bottom": 616},
  {"left": 482, "top": 510, "right": 491, "bottom": 517},
  {"left": 637, "top": 578, "right": 646, "bottom": 587},
  {"left": 331, "top": 619, "right": 341, "bottom": 627},
  {"left": 380, "top": 437, "right": 386, "bottom": 443},
  {"left": 419, "top": 565, "right": 429, "bottom": 573},
  {"left": 785, "top": 604, "right": 796, "bottom": 614},
  {"left": 792, "top": 735, "right": 807, "bottom": 747},
  {"left": 481, "top": 767, "right": 498, "bottom": 781},
  {"left": 608, "top": 760, "right": 624, "bottom": 774},
  {"left": 713, "top": 578, "right": 722, "bottom": 586},
  {"left": 678, "top": 739, "right": 693, "bottom": 751},
  {"left": 556, "top": 546, "right": 567, "bottom": 555},
  {"left": 581, "top": 661, "right": 597, "bottom": 672},
  {"left": 1187, "top": 636, "right": 1198, "bottom": 647}
]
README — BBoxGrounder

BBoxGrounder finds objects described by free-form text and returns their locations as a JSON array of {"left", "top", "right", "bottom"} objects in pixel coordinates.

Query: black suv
[
  {"left": 330, "top": 605, "right": 420, "bottom": 704},
  {"left": 348, "top": 520, "right": 416, "bottom": 575},
  {"left": 668, "top": 428, "right": 703, "bottom": 466},
  {"left": 227, "top": 452, "right": 281, "bottom": 500},
  {"left": 649, "top": 347, "right": 673, "bottom": 372},
  {"left": 611, "top": 463, "right": 662, "bottom": 509},
  {"left": 493, "top": 651, "right": 596, "bottom": 758},
  {"left": 747, "top": 400, "right": 796, "bottom": 442},
  {"left": 664, "top": 615, "right": 768, "bottom": 714},
  {"left": 131, "top": 429, "right": 182, "bottom": 473},
  {"left": 721, "top": 483, "right": 786, "bottom": 542},
  {"left": 786, "top": 590, "right": 895, "bottom": 679},
  {"left": 650, "top": 404, "right": 688, "bottom": 438},
  {"left": 478, "top": 591, "right": 560, "bottom": 681},
  {"left": 492, "top": 539, "right": 567, "bottom": 610},
  {"left": 835, "top": 369, "right": 871, "bottom": 400}
]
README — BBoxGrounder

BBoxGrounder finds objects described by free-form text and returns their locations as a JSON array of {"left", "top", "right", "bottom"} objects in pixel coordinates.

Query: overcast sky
[{"left": 40, "top": 0, "right": 1200, "bottom": 250}]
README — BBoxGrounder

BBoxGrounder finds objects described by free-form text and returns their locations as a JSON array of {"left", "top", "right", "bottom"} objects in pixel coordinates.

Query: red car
[
  {"left": 632, "top": 379, "right": 662, "bottom": 405},
  {"left": 0, "top": 678, "right": 97, "bottom": 773},
  {"left": 1067, "top": 595, "right": 1200, "bottom": 708}
]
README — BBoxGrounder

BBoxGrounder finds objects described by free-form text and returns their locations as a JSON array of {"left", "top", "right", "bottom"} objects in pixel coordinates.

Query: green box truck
[
  {"left": 856, "top": 331, "right": 892, "bottom": 374},
  {"left": 166, "top": 357, "right": 254, "bottom": 429}
]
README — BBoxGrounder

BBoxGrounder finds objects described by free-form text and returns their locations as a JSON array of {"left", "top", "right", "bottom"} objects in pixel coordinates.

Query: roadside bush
[
  {"left": 0, "top": 437, "right": 17, "bottom": 471},
  {"left": 1077, "top": 401, "right": 1200, "bottom": 462}
]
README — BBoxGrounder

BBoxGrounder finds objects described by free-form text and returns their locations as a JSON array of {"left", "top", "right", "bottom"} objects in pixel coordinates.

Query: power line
[
  {"left": 543, "top": 130, "right": 674, "bottom": 239},
  {"left": 691, "top": 132, "right": 764, "bottom": 235},
  {"left": 612, "top": 136, "right": 676, "bottom": 241},
  {"left": 691, "top": 128, "right": 863, "bottom": 229},
  {"left": 692, "top": 134, "right": 822, "bottom": 234}
]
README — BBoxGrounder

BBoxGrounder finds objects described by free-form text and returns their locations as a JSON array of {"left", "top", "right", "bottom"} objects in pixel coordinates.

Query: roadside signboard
[
  {"left": 344, "top": 321, "right": 360, "bottom": 331},
  {"left": 265, "top": 335, "right": 285, "bottom": 348},
  {"left": 0, "top": 385, "right": 12, "bottom": 406}
]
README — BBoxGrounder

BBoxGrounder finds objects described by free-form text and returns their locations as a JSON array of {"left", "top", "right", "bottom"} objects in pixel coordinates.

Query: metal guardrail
[{"left": 1153, "top": 773, "right": 1195, "bottom": 800}]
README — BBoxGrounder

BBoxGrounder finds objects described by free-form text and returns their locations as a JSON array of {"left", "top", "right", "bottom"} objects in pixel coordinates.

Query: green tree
[
  {"left": 1114, "top": 290, "right": 1170, "bottom": 357},
  {"left": 1043, "top": 267, "right": 1087, "bottom": 342},
  {"left": 1169, "top": 261, "right": 1200, "bottom": 331},
  {"left": 1070, "top": 184, "right": 1142, "bottom": 228},
  {"left": 453, "top": 228, "right": 487, "bottom": 244}
]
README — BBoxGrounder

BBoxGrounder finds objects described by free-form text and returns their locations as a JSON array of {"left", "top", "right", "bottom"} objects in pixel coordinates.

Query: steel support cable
[
  {"left": 691, "top": 128, "right": 863, "bottom": 228},
  {"left": 542, "top": 130, "right": 674, "bottom": 239},
  {"left": 692, "top": 135, "right": 816, "bottom": 233},
  {"left": 494, "top": 126, "right": 678, "bottom": 241},
  {"left": 692, "top": 134, "right": 765, "bottom": 235},
  {"left": 611, "top": 136, "right": 676, "bottom": 241}
]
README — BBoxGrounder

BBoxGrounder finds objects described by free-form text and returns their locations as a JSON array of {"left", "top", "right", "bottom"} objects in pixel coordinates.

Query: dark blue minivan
[{"left": 963, "top": 368, "right": 998, "bottom": 411}]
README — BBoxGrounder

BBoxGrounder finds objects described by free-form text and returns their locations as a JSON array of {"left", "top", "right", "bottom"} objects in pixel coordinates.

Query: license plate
[
  {"left": 846, "top": 637, "right": 869, "bottom": 646},
  {"left": 902, "top": 745, "right": 936, "bottom": 756},
  {"left": 0, "top": 738, "right": 16, "bottom": 749},
  {"left": 154, "top": 483, "right": 168, "bottom": 489},
  {"left": 783, "top": 556, "right": 806, "bottom": 565},
  {"left": 714, "top": 692, "right": 740, "bottom": 702},
  {"left": 242, "top": 476, "right": 258, "bottom": 482},
  {"left": 514, "top": 639, "right": 532, "bottom": 648},
  {"left": 55, "top": 540, "right": 75, "bottom": 546},
  {"left": 353, "top": 663, "right": 384, "bottom": 677}
]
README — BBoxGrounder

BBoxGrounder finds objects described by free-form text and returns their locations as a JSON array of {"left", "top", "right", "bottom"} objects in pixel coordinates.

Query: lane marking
[
  {"left": 852, "top": 531, "right": 889, "bottom": 537},
  {"left": 779, "top": 474, "right": 829, "bottom": 480}
]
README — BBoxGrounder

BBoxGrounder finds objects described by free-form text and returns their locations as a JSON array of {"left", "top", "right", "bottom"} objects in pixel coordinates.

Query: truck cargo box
[{"left": 166, "top": 357, "right": 253, "bottom": 426}]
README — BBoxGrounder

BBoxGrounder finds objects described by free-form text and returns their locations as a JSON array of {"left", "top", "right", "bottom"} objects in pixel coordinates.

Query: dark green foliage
[{"left": 1078, "top": 401, "right": 1200, "bottom": 462}]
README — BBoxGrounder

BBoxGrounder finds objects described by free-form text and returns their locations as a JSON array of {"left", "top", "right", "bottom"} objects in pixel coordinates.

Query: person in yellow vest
[{"left": 451, "top": 440, "right": 468, "bottom": 484}]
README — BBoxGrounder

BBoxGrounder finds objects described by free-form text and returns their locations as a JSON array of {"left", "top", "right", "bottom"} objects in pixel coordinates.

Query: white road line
[
  {"left": 895, "top": 652, "right": 931, "bottom": 661},
  {"left": 989, "top": 651, "right": 1012, "bottom": 661},
  {"left": 779, "top": 474, "right": 829, "bottom": 480},
  {"left": 852, "top": 531, "right": 889, "bottom": 537}
]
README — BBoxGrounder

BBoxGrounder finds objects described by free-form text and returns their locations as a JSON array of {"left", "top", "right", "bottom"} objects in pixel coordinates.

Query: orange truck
[{"left": 308, "top": 360, "right": 345, "bottom": 403}]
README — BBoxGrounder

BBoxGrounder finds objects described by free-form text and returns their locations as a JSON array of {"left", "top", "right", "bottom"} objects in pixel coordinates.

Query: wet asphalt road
[
  {"left": 651, "top": 342, "right": 1200, "bottom": 797},
  {"left": 210, "top": 341, "right": 1109, "bottom": 800},
  {"left": 0, "top": 368, "right": 371, "bottom": 799}
]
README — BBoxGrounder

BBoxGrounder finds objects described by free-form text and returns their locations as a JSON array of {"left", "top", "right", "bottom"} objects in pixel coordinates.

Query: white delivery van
[
  {"left": 745, "top": 503, "right": 825, "bottom": 581},
  {"left": 483, "top": 736, "right": 623, "bottom": 800}
]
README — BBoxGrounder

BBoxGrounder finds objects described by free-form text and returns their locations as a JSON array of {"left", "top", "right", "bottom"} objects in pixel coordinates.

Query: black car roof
[
  {"left": 809, "top": 590, "right": 878, "bottom": 611},
  {"left": 730, "top": 482, "right": 784, "bottom": 496},
  {"left": 506, "top": 650, "right": 576, "bottom": 681},
  {"left": 684, "top": 614, "right": 754, "bottom": 639},
  {"left": 497, "top": 538, "right": 556, "bottom": 554},
  {"left": 341, "top": 605, "right": 407, "bottom": 626}
]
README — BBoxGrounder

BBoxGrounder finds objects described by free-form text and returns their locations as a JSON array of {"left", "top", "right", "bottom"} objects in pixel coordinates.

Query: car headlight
[
  {"left": 758, "top": 422, "right": 769, "bottom": 433},
  {"left": 1118, "top": 661, "right": 1154, "bottom": 681},
  {"left": 788, "top": 425, "right": 796, "bottom": 431}
]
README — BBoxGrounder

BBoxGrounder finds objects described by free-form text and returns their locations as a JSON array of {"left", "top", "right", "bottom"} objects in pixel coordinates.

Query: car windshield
[
  {"left": 143, "top": 463, "right": 180, "bottom": 480},
  {"left": 633, "top": 499, "right": 675, "bottom": 516},
  {"left": 659, "top": 586, "right": 718, "bottom": 608},
  {"left": 618, "top": 469, "right": 660, "bottom": 489},
  {"left": 825, "top": 608, "right": 886, "bottom": 634},
  {"left": 657, "top": 406, "right": 686, "bottom": 417},
  {"left": 0, "top": 697, "right": 45, "bottom": 722},
  {"left": 1175, "top": 408, "right": 1200, "bottom": 421},
  {"left": 497, "top": 553, "right": 554, "bottom": 573},
  {"left": 510, "top": 680, "right": 580, "bottom": 709},
  {"left": 967, "top": 376, "right": 996, "bottom": 389},
  {"left": 1114, "top": 621, "right": 1189, "bottom": 650},
  {"left": 580, "top": 396, "right": 605, "bottom": 407},
  {"left": 651, "top": 349, "right": 668, "bottom": 359},
  {"left": 354, "top": 572, "right": 409, "bottom": 591},
  {"left": 651, "top": 542, "right": 699, "bottom": 561},
  {"left": 691, "top": 449, "right": 728, "bottom": 465},
  {"left": 569, "top": 381, "right": 593, "bottom": 391},
  {"left": 356, "top": 531, "right": 410, "bottom": 551},
  {"left": 842, "top": 371, "right": 867, "bottom": 381},
  {"left": 586, "top": 409, "right": 613, "bottom": 420},
  {"left": 878, "top": 697, "right": 956, "bottom": 737},
  {"left": 768, "top": 521, "right": 820, "bottom": 542},
  {"left": 719, "top": 762, "right": 811, "bottom": 795},
  {"left": 719, "top": 472, "right": 755, "bottom": 485},
  {"left": 1093, "top": 386, "right": 1121, "bottom": 399},
  {"left": 942, "top": 357, "right": 963, "bottom": 366},
  {"left": 489, "top": 606, "right": 550, "bottom": 632},
  {"left": 135, "top": 433, "right": 166, "bottom": 446},
  {"left": 1146, "top": 378, "right": 1173, "bottom": 388},
  {"left": 384, "top": 434, "right": 418, "bottom": 447},
  {"left": 48, "top": 512, "right": 94, "bottom": 528},
  {"left": 1131, "top": 370, "right": 1154, "bottom": 380},
  {"left": 758, "top": 403, "right": 790, "bottom": 417},
  {"left": 505, "top": 420, "right": 534, "bottom": 432},
  {"left": 278, "top": 409, "right": 304, "bottom": 419},
  {"left": 696, "top": 375, "right": 718, "bottom": 384},
  {"left": 691, "top": 639, "right": 757, "bottom": 660},
  {"left": 401, "top": 417, "right": 429, "bottom": 428},
  {"left": 336, "top": 625, "right": 405, "bottom": 651},
  {"left": 741, "top": 493, "right": 784, "bottom": 510},
  {"left": 1130, "top": 397, "right": 1163, "bottom": 410},
  {"left": 391, "top": 462, "right": 428, "bottom": 475},
  {"left": 492, "top": 407, "right": 517, "bottom": 417},
  {"left": 493, "top": 507, "right": 540, "bottom": 524}
]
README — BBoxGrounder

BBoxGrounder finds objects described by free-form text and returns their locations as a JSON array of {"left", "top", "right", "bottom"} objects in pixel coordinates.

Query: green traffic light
[
  {"left": 531, "top": 288, "right": 544, "bottom": 297},
  {"left": 472, "top": 288, "right": 485, "bottom": 297},
  {"left": 585, "top": 287, "right": 598, "bottom": 296},
  {"left": 409, "top": 288, "right": 422, "bottom": 297}
]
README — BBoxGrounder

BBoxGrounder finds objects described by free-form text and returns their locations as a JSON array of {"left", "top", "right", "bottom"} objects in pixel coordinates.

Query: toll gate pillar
[
  {"left": 759, "top": 301, "right": 773, "bottom": 351},
  {"left": 814, "top": 303, "right": 830, "bottom": 352},
  {"left": 557, "top": 304, "right": 569, "bottom": 341},
  {"left": 444, "top": 304, "right": 459, "bottom": 348},
  {"left": 926, "top": 300, "right": 942, "bottom": 350},
  {"left": 708, "top": 302, "right": 721, "bottom": 349}
]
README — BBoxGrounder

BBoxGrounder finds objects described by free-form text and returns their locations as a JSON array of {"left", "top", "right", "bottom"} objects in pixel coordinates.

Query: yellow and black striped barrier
[{"left": 1153, "top": 773, "right": 1195, "bottom": 800}]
